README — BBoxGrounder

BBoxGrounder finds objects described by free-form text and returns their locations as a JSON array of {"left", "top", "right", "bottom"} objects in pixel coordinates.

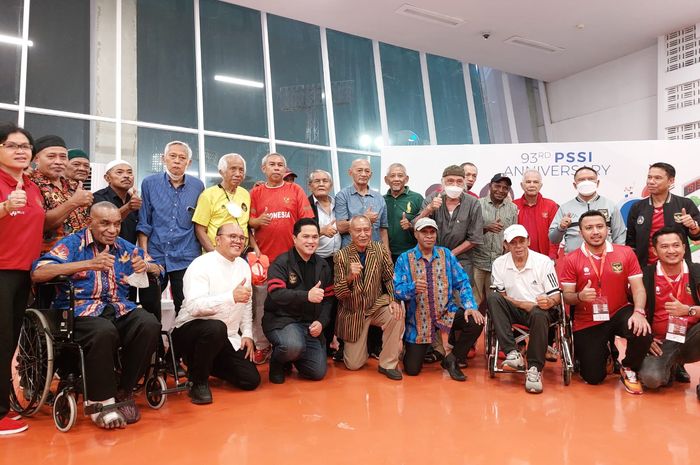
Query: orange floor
[{"left": 3, "top": 343, "right": 700, "bottom": 465}]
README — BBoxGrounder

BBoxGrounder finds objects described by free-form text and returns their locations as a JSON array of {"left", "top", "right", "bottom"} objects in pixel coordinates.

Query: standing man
[
  {"left": 460, "top": 162, "right": 479, "bottom": 198},
  {"left": 30, "top": 135, "right": 93, "bottom": 252},
  {"left": 472, "top": 174, "right": 518, "bottom": 306},
  {"left": 384, "top": 163, "right": 424, "bottom": 263},
  {"left": 172, "top": 222, "right": 260, "bottom": 404},
  {"left": 487, "top": 225, "right": 561, "bottom": 394},
  {"left": 137, "top": 140, "right": 204, "bottom": 318},
  {"left": 335, "top": 158, "right": 389, "bottom": 253},
  {"left": 193, "top": 153, "right": 257, "bottom": 254},
  {"left": 560, "top": 210, "right": 652, "bottom": 394},
  {"left": 248, "top": 152, "right": 314, "bottom": 364},
  {"left": 334, "top": 215, "right": 405, "bottom": 380},
  {"left": 394, "top": 218, "right": 482, "bottom": 381},
  {"left": 513, "top": 169, "right": 559, "bottom": 259},
  {"left": 65, "top": 149, "right": 91, "bottom": 186},
  {"left": 626, "top": 162, "right": 700, "bottom": 266},
  {"left": 549, "top": 166, "right": 626, "bottom": 254},
  {"left": 263, "top": 218, "right": 334, "bottom": 384}
]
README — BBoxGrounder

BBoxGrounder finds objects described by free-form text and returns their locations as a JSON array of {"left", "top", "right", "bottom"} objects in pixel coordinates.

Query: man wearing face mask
[
  {"left": 193, "top": 153, "right": 258, "bottom": 254},
  {"left": 549, "top": 166, "right": 626, "bottom": 255}
]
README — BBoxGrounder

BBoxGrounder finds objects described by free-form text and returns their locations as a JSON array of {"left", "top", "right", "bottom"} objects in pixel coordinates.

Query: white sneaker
[
  {"left": 502, "top": 350, "right": 525, "bottom": 371},
  {"left": 525, "top": 366, "right": 543, "bottom": 394}
]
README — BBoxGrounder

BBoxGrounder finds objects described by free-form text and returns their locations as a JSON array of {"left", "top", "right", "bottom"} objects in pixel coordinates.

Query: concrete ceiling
[{"left": 228, "top": 0, "right": 700, "bottom": 82}]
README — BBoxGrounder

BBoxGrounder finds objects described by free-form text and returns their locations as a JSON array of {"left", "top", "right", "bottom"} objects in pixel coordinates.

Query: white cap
[
  {"left": 415, "top": 217, "right": 439, "bottom": 231},
  {"left": 503, "top": 224, "right": 528, "bottom": 243},
  {"left": 105, "top": 159, "right": 132, "bottom": 173}
]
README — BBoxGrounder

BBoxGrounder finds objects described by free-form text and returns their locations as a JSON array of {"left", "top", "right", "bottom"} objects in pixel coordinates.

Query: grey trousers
[{"left": 639, "top": 323, "right": 700, "bottom": 389}]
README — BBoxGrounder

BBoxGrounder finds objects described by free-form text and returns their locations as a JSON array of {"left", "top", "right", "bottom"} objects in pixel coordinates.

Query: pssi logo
[{"left": 554, "top": 152, "right": 593, "bottom": 163}]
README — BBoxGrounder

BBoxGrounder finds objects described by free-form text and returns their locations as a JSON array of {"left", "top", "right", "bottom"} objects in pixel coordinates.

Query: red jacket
[{"left": 513, "top": 194, "right": 559, "bottom": 259}]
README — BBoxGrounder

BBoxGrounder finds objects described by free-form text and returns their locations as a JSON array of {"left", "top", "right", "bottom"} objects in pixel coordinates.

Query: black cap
[
  {"left": 33, "top": 135, "right": 66, "bottom": 158},
  {"left": 490, "top": 173, "right": 512, "bottom": 186}
]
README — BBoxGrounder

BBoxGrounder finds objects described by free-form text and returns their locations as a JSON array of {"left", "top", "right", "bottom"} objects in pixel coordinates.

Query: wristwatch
[{"left": 689, "top": 306, "right": 697, "bottom": 317}]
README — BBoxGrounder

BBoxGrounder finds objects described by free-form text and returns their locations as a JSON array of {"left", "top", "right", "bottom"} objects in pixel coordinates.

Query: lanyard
[
  {"left": 585, "top": 246, "right": 606, "bottom": 288},
  {"left": 218, "top": 184, "right": 233, "bottom": 202},
  {"left": 659, "top": 265, "right": 685, "bottom": 300}
]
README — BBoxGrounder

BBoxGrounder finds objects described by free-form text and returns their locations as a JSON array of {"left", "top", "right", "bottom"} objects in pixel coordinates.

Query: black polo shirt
[{"left": 93, "top": 186, "right": 138, "bottom": 244}]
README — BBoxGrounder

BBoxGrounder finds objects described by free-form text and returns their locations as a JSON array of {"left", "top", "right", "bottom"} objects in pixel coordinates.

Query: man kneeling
[{"left": 172, "top": 222, "right": 261, "bottom": 404}]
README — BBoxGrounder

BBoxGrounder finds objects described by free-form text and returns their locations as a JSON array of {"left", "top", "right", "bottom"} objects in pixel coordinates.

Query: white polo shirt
[{"left": 491, "top": 249, "right": 559, "bottom": 302}]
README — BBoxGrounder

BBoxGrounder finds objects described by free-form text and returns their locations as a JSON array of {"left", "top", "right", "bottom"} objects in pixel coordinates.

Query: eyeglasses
[
  {"left": 217, "top": 233, "right": 246, "bottom": 243},
  {"left": 0, "top": 142, "right": 33, "bottom": 152}
]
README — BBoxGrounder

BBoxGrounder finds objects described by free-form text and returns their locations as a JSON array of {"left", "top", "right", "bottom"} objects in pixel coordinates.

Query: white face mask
[
  {"left": 164, "top": 166, "right": 184, "bottom": 182},
  {"left": 576, "top": 180, "right": 597, "bottom": 197},
  {"left": 444, "top": 185, "right": 463, "bottom": 199}
]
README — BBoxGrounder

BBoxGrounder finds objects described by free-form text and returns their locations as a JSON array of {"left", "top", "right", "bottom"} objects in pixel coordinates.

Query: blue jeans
[{"left": 266, "top": 323, "right": 327, "bottom": 381}]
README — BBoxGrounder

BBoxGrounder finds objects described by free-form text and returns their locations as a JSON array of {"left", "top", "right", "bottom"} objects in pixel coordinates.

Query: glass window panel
[
  {"left": 337, "top": 152, "right": 381, "bottom": 192},
  {"left": 427, "top": 54, "right": 471, "bottom": 145},
  {"left": 200, "top": 0, "right": 267, "bottom": 137},
  {"left": 0, "top": 0, "right": 22, "bottom": 105},
  {"left": 327, "top": 30, "right": 381, "bottom": 151},
  {"left": 468, "top": 64, "right": 491, "bottom": 144},
  {"left": 379, "top": 43, "right": 429, "bottom": 146},
  {"left": 0, "top": 110, "right": 18, "bottom": 124},
  {"left": 477, "top": 66, "right": 511, "bottom": 144},
  {"left": 204, "top": 136, "right": 269, "bottom": 189},
  {"left": 129, "top": 0, "right": 197, "bottom": 128},
  {"left": 120, "top": 125, "right": 199, "bottom": 189},
  {"left": 508, "top": 74, "right": 546, "bottom": 143},
  {"left": 26, "top": 0, "right": 90, "bottom": 114},
  {"left": 276, "top": 145, "right": 331, "bottom": 196},
  {"left": 24, "top": 113, "right": 89, "bottom": 154},
  {"left": 268, "top": 15, "right": 328, "bottom": 146}
]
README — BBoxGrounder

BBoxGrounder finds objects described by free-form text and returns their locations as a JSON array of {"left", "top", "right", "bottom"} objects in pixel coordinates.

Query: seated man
[
  {"left": 31, "top": 201, "right": 161, "bottom": 429},
  {"left": 394, "top": 218, "right": 482, "bottom": 381},
  {"left": 487, "top": 224, "right": 561, "bottom": 394},
  {"left": 262, "top": 218, "right": 334, "bottom": 384},
  {"left": 172, "top": 222, "right": 261, "bottom": 404},
  {"left": 561, "top": 210, "right": 652, "bottom": 394},
  {"left": 334, "top": 215, "right": 405, "bottom": 380},
  {"left": 638, "top": 226, "right": 700, "bottom": 389}
]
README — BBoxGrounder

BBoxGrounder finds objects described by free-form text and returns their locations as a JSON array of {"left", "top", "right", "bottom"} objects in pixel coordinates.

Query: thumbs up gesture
[
  {"left": 91, "top": 244, "right": 115, "bottom": 271},
  {"left": 5, "top": 178, "right": 27, "bottom": 212},
  {"left": 678, "top": 207, "right": 698, "bottom": 230},
  {"left": 322, "top": 219, "right": 337, "bottom": 238},
  {"left": 365, "top": 205, "right": 379, "bottom": 224},
  {"left": 233, "top": 277, "right": 252, "bottom": 304},
  {"left": 71, "top": 180, "right": 93, "bottom": 207},
  {"left": 127, "top": 187, "right": 142, "bottom": 211},
  {"left": 308, "top": 280, "right": 325, "bottom": 303},
  {"left": 578, "top": 279, "right": 597, "bottom": 302},
  {"left": 399, "top": 211, "right": 411, "bottom": 230},
  {"left": 559, "top": 212, "right": 573, "bottom": 230},
  {"left": 665, "top": 294, "right": 689, "bottom": 316},
  {"left": 259, "top": 206, "right": 272, "bottom": 226},
  {"left": 131, "top": 247, "right": 147, "bottom": 273}
]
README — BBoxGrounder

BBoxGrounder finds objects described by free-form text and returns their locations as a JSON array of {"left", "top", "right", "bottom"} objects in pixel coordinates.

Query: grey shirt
[{"left": 472, "top": 197, "right": 518, "bottom": 272}]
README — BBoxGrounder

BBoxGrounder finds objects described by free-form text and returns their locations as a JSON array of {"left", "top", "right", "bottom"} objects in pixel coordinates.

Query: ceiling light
[
  {"left": 504, "top": 36, "right": 564, "bottom": 54},
  {"left": 395, "top": 4, "right": 463, "bottom": 27},
  {"left": 214, "top": 75, "right": 264, "bottom": 88},
  {"left": 0, "top": 34, "right": 33, "bottom": 47}
]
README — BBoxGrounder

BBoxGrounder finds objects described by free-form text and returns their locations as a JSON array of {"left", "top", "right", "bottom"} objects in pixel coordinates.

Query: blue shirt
[
  {"left": 334, "top": 185, "right": 388, "bottom": 247},
  {"left": 137, "top": 173, "right": 204, "bottom": 271},
  {"left": 394, "top": 245, "right": 477, "bottom": 344},
  {"left": 33, "top": 229, "right": 149, "bottom": 317}
]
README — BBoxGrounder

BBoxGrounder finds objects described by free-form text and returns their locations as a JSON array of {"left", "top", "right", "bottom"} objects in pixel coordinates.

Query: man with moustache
[
  {"left": 384, "top": 163, "right": 424, "bottom": 264},
  {"left": 65, "top": 149, "right": 91, "bottom": 186}
]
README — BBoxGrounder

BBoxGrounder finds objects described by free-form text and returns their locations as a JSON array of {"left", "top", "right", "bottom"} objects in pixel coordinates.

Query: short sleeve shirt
[
  {"left": 192, "top": 184, "right": 251, "bottom": 247},
  {"left": 335, "top": 185, "right": 388, "bottom": 248},
  {"left": 491, "top": 249, "right": 559, "bottom": 303}
]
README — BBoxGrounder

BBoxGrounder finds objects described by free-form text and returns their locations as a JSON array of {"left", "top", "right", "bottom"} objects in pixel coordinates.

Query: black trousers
[
  {"left": 139, "top": 268, "right": 187, "bottom": 319},
  {"left": 0, "top": 270, "right": 32, "bottom": 419},
  {"left": 448, "top": 310, "right": 484, "bottom": 361},
  {"left": 487, "top": 293, "right": 555, "bottom": 371},
  {"left": 573, "top": 305, "right": 653, "bottom": 385},
  {"left": 172, "top": 319, "right": 260, "bottom": 391},
  {"left": 72, "top": 307, "right": 160, "bottom": 400}
]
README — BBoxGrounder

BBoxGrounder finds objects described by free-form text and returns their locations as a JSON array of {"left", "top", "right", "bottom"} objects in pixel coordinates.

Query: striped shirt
[{"left": 333, "top": 240, "right": 395, "bottom": 342}]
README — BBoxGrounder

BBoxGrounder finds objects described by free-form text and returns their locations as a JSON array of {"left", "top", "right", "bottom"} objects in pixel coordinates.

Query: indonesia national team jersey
[
  {"left": 250, "top": 182, "right": 314, "bottom": 261},
  {"left": 652, "top": 262, "right": 699, "bottom": 339},
  {"left": 560, "top": 242, "right": 642, "bottom": 332}
]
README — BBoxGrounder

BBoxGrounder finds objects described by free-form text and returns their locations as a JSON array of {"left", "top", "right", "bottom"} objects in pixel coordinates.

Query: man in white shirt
[
  {"left": 172, "top": 222, "right": 261, "bottom": 405},
  {"left": 487, "top": 224, "right": 561, "bottom": 394}
]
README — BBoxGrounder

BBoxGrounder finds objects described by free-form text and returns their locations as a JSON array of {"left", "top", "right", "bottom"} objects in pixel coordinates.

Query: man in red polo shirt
[
  {"left": 513, "top": 170, "right": 559, "bottom": 259},
  {"left": 638, "top": 226, "right": 700, "bottom": 390},
  {"left": 561, "top": 210, "right": 652, "bottom": 394}
]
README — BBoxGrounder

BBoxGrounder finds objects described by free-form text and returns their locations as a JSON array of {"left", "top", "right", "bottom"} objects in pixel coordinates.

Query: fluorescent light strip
[
  {"left": 214, "top": 74, "right": 264, "bottom": 88},
  {"left": 0, "top": 34, "right": 33, "bottom": 47}
]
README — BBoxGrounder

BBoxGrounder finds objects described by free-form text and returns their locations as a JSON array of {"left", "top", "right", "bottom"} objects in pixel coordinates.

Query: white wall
[{"left": 545, "top": 45, "right": 657, "bottom": 142}]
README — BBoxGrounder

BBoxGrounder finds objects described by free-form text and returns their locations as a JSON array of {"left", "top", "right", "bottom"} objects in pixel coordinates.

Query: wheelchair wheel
[
  {"left": 145, "top": 375, "right": 167, "bottom": 409},
  {"left": 53, "top": 390, "right": 77, "bottom": 432},
  {"left": 563, "top": 365, "right": 572, "bottom": 386},
  {"left": 10, "top": 309, "right": 54, "bottom": 416}
]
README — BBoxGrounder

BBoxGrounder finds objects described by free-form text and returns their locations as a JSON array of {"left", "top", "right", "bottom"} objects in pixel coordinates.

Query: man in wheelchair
[
  {"left": 31, "top": 201, "right": 161, "bottom": 429},
  {"left": 487, "top": 224, "right": 561, "bottom": 394}
]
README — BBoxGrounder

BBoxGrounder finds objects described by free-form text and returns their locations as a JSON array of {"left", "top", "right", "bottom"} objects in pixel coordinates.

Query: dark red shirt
[
  {"left": 0, "top": 170, "right": 45, "bottom": 270},
  {"left": 646, "top": 207, "right": 665, "bottom": 265},
  {"left": 514, "top": 194, "right": 559, "bottom": 259},
  {"left": 652, "top": 263, "right": 698, "bottom": 339}
]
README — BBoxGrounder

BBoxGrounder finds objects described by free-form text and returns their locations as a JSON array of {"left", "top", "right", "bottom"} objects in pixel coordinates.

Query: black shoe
[
  {"left": 188, "top": 382, "right": 213, "bottom": 405},
  {"left": 423, "top": 347, "right": 444, "bottom": 364},
  {"left": 441, "top": 358, "right": 467, "bottom": 382},
  {"left": 332, "top": 347, "right": 344, "bottom": 363},
  {"left": 378, "top": 365, "right": 403, "bottom": 380},
  {"left": 269, "top": 359, "right": 286, "bottom": 384},
  {"left": 456, "top": 358, "right": 468, "bottom": 369},
  {"left": 675, "top": 365, "right": 691, "bottom": 384}
]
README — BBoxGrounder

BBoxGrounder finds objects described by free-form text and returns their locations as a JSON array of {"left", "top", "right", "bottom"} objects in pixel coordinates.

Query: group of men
[{"left": 20, "top": 132, "right": 700, "bottom": 431}]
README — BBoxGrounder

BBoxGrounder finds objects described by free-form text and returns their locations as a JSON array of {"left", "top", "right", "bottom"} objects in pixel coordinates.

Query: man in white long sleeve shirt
[{"left": 172, "top": 222, "right": 261, "bottom": 404}]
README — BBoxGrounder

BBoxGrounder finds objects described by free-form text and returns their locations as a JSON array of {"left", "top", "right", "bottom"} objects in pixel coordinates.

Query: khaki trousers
[{"left": 343, "top": 305, "right": 405, "bottom": 370}]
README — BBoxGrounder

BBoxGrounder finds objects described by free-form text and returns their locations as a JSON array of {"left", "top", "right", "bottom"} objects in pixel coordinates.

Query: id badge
[
  {"left": 666, "top": 316, "right": 688, "bottom": 343},
  {"left": 592, "top": 296, "right": 610, "bottom": 321}
]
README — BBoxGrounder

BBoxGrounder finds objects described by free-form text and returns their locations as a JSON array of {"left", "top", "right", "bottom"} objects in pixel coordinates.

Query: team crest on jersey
[
  {"left": 674, "top": 212, "right": 683, "bottom": 223},
  {"left": 655, "top": 285, "right": 661, "bottom": 295},
  {"left": 542, "top": 211, "right": 549, "bottom": 219},
  {"left": 288, "top": 271, "right": 299, "bottom": 285},
  {"left": 598, "top": 209, "right": 609, "bottom": 220},
  {"left": 406, "top": 203, "right": 412, "bottom": 213},
  {"left": 241, "top": 203, "right": 248, "bottom": 212},
  {"left": 611, "top": 262, "right": 623, "bottom": 273},
  {"left": 583, "top": 267, "right": 590, "bottom": 275},
  {"left": 284, "top": 197, "right": 291, "bottom": 204},
  {"left": 637, "top": 216, "right": 644, "bottom": 225}
]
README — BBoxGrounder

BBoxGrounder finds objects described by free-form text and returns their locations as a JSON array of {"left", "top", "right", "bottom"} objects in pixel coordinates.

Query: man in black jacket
[
  {"left": 262, "top": 218, "right": 333, "bottom": 384},
  {"left": 638, "top": 226, "right": 700, "bottom": 390},
  {"left": 626, "top": 162, "right": 700, "bottom": 267}
]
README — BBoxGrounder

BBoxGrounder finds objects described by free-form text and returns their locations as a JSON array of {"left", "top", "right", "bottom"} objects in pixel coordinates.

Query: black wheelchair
[{"left": 9, "top": 279, "right": 189, "bottom": 432}]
